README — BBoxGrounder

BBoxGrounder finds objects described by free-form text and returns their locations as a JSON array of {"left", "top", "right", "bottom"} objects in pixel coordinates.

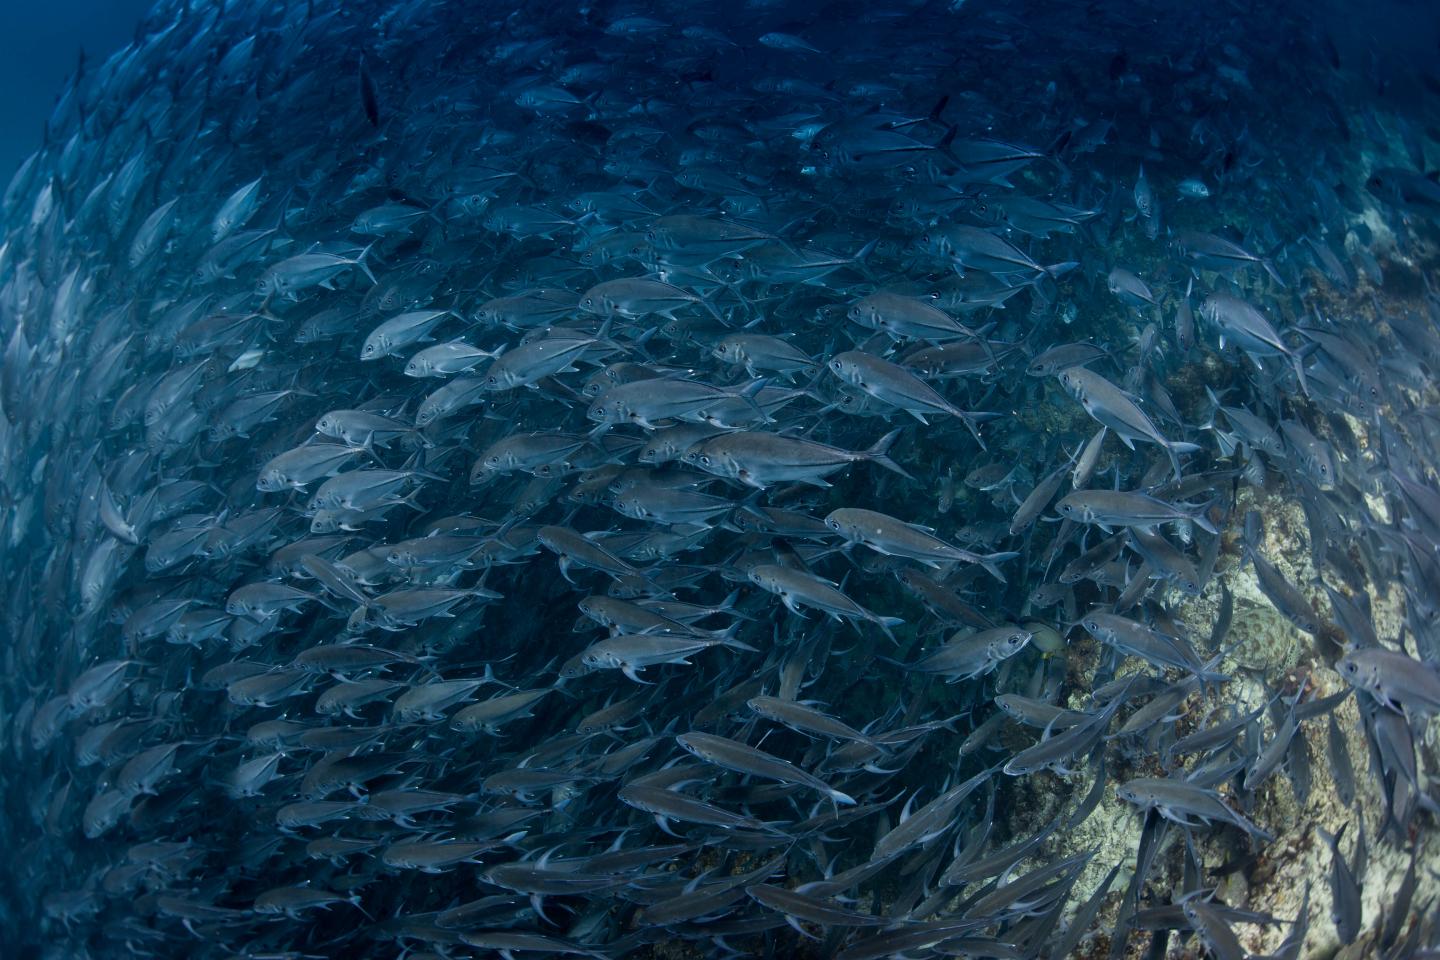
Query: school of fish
[{"left": 1, "top": 0, "right": 1439, "bottom": 957}]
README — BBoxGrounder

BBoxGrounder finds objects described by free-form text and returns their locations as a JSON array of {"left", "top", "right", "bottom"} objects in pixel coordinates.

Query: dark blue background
[{"left": 0, "top": 0, "right": 155, "bottom": 178}]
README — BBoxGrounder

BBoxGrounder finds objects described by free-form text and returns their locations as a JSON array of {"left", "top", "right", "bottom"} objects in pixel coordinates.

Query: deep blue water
[{"left": 0, "top": 0, "right": 155, "bottom": 178}]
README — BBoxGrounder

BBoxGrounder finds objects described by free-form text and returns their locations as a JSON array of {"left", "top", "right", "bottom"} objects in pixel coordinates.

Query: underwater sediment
[{"left": 1, "top": 1, "right": 1438, "bottom": 958}]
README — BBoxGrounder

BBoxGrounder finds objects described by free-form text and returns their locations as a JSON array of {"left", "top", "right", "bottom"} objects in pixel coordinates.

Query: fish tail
[
  {"left": 979, "top": 552, "right": 1018, "bottom": 582},
  {"left": 874, "top": 615, "right": 904, "bottom": 643},
  {"left": 354, "top": 240, "right": 379, "bottom": 285},
  {"left": 1262, "top": 257, "right": 1286, "bottom": 288},
  {"left": 1164, "top": 440, "right": 1182, "bottom": 480},
  {"left": 865, "top": 428, "right": 914, "bottom": 480},
  {"left": 1289, "top": 345, "right": 1311, "bottom": 397},
  {"left": 957, "top": 411, "right": 988, "bottom": 450},
  {"left": 1189, "top": 504, "right": 1218, "bottom": 536}
]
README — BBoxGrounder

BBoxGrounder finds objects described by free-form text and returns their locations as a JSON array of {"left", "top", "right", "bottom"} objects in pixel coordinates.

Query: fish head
[
  {"left": 558, "top": 654, "right": 591, "bottom": 678},
  {"left": 1114, "top": 781, "right": 1144, "bottom": 806},
  {"left": 999, "top": 629, "right": 1034, "bottom": 655},
  {"left": 612, "top": 497, "right": 648, "bottom": 520},
  {"left": 311, "top": 513, "right": 340, "bottom": 534},
  {"left": 1334, "top": 651, "right": 1374, "bottom": 690},
  {"left": 913, "top": 230, "right": 943, "bottom": 257}
]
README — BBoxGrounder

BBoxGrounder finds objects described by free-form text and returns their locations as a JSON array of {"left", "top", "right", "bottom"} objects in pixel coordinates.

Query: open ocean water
[{"left": 1, "top": 1, "right": 1439, "bottom": 957}]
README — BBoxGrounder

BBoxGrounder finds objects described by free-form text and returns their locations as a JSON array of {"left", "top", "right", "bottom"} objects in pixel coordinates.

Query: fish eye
[{"left": 699, "top": 456, "right": 710, "bottom": 465}]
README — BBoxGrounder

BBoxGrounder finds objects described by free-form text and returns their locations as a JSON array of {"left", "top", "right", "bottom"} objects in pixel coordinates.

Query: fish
[
  {"left": 1242, "top": 537, "right": 1324, "bottom": 637},
  {"left": 1199, "top": 292, "right": 1311, "bottom": 394},
  {"left": 1317, "top": 823, "right": 1363, "bottom": 945},
  {"left": 1082, "top": 610, "right": 1217, "bottom": 677},
  {"left": 1116, "top": 777, "right": 1274, "bottom": 841},
  {"left": 682, "top": 429, "right": 912, "bottom": 488},
  {"left": 1057, "top": 367, "right": 1201, "bottom": 476},
  {"left": 578, "top": 632, "right": 755, "bottom": 683},
  {"left": 1056, "top": 489, "right": 1218, "bottom": 534},
  {"left": 824, "top": 507, "right": 1016, "bottom": 579},
  {"left": 828, "top": 349, "right": 995, "bottom": 443},
  {"left": 1182, "top": 899, "right": 1246, "bottom": 960},
  {"left": 1335, "top": 646, "right": 1440, "bottom": 714},
  {"left": 900, "top": 625, "right": 1034, "bottom": 681},
  {"left": 676, "top": 731, "right": 855, "bottom": 806},
  {"left": 747, "top": 695, "right": 886, "bottom": 750},
  {"left": 1177, "top": 178, "right": 1211, "bottom": 199},
  {"left": 747, "top": 563, "right": 904, "bottom": 639},
  {"left": 1327, "top": 714, "right": 1357, "bottom": 807}
]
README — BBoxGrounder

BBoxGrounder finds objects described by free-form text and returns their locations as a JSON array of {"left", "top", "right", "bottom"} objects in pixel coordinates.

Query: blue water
[{"left": 0, "top": 0, "right": 155, "bottom": 178}]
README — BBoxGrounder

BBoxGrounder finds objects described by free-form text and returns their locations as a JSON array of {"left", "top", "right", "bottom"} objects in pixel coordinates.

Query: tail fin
[
  {"left": 734, "top": 377, "right": 772, "bottom": 422},
  {"left": 354, "top": 241, "right": 378, "bottom": 285},
  {"left": 874, "top": 615, "right": 904, "bottom": 643},
  {"left": 864, "top": 428, "right": 914, "bottom": 480},
  {"left": 977, "top": 551, "right": 1019, "bottom": 582},
  {"left": 1188, "top": 500, "right": 1219, "bottom": 536},
  {"left": 1289, "top": 343, "right": 1314, "bottom": 397}
]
